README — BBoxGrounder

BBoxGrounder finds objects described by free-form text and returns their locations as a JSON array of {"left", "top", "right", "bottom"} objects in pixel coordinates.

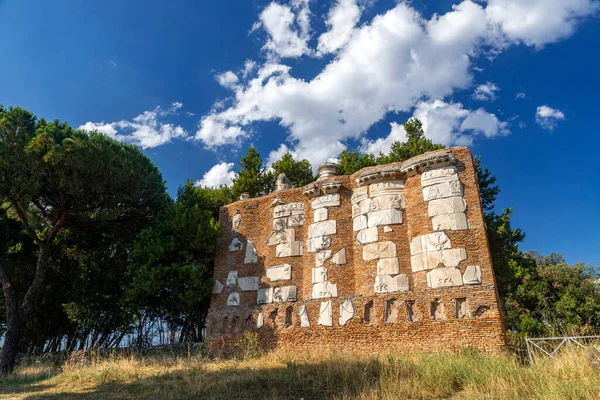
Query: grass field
[{"left": 0, "top": 347, "right": 598, "bottom": 400}]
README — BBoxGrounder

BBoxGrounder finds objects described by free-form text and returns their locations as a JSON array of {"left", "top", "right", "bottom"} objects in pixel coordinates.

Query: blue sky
[{"left": 1, "top": 0, "right": 599, "bottom": 265}]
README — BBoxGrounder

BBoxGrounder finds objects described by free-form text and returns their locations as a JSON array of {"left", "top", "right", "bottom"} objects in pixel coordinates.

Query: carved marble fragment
[
  {"left": 353, "top": 215, "right": 367, "bottom": 231},
  {"left": 268, "top": 228, "right": 296, "bottom": 245},
  {"left": 351, "top": 186, "right": 369, "bottom": 203},
  {"left": 431, "top": 213, "right": 469, "bottom": 231},
  {"left": 299, "top": 305, "right": 310, "bottom": 327},
  {"left": 422, "top": 179, "right": 463, "bottom": 201},
  {"left": 313, "top": 208, "right": 328, "bottom": 222},
  {"left": 367, "top": 209, "right": 402, "bottom": 227},
  {"left": 288, "top": 213, "right": 305, "bottom": 227},
  {"left": 351, "top": 199, "right": 371, "bottom": 218},
  {"left": 273, "top": 217, "right": 287, "bottom": 232},
  {"left": 426, "top": 267, "right": 464, "bottom": 288},
  {"left": 229, "top": 237, "right": 243, "bottom": 252},
  {"left": 311, "top": 194, "right": 340, "bottom": 209},
  {"left": 463, "top": 265, "right": 482, "bottom": 285},
  {"left": 369, "top": 180, "right": 404, "bottom": 197},
  {"left": 383, "top": 226, "right": 393, "bottom": 233},
  {"left": 308, "top": 220, "right": 337, "bottom": 238},
  {"left": 357, "top": 227, "right": 378, "bottom": 244},
  {"left": 257, "top": 288, "right": 274, "bottom": 304},
  {"left": 339, "top": 299, "right": 354, "bottom": 326},
  {"left": 374, "top": 274, "right": 410, "bottom": 293},
  {"left": 369, "top": 194, "right": 404, "bottom": 211},
  {"left": 312, "top": 266, "right": 328, "bottom": 283},
  {"left": 377, "top": 257, "right": 399, "bottom": 275},
  {"left": 276, "top": 241, "right": 303, "bottom": 257},
  {"left": 331, "top": 249, "right": 346, "bottom": 265},
  {"left": 411, "top": 248, "right": 467, "bottom": 272},
  {"left": 237, "top": 276, "right": 259, "bottom": 291},
  {"left": 311, "top": 281, "right": 338, "bottom": 299},
  {"left": 232, "top": 212, "right": 242, "bottom": 232},
  {"left": 318, "top": 300, "right": 333, "bottom": 326},
  {"left": 257, "top": 312, "right": 264, "bottom": 329},
  {"left": 244, "top": 240, "right": 258, "bottom": 264},
  {"left": 410, "top": 232, "right": 452, "bottom": 254},
  {"left": 212, "top": 279, "right": 224, "bottom": 294},
  {"left": 363, "top": 241, "right": 397, "bottom": 261},
  {"left": 273, "top": 286, "right": 297, "bottom": 303},
  {"left": 227, "top": 292, "right": 240, "bottom": 306},
  {"left": 306, "top": 235, "right": 331, "bottom": 253},
  {"left": 226, "top": 271, "right": 238, "bottom": 287},
  {"left": 266, "top": 264, "right": 292, "bottom": 281},
  {"left": 421, "top": 166, "right": 458, "bottom": 186},
  {"left": 428, "top": 196, "right": 467, "bottom": 216},
  {"left": 316, "top": 250, "right": 332, "bottom": 267}
]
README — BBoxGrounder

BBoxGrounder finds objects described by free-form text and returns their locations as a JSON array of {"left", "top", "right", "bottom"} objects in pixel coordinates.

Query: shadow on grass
[{"left": 15, "top": 357, "right": 385, "bottom": 400}]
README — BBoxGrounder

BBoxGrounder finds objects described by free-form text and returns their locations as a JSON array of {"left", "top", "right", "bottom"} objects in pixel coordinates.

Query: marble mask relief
[{"left": 421, "top": 167, "right": 469, "bottom": 231}]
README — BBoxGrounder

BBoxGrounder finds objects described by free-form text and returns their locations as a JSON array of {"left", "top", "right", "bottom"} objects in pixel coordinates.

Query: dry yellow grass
[{"left": 0, "top": 348, "right": 598, "bottom": 400}]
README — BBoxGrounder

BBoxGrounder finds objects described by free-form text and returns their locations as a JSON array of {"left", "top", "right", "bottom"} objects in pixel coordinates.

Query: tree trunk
[{"left": 0, "top": 244, "right": 50, "bottom": 373}]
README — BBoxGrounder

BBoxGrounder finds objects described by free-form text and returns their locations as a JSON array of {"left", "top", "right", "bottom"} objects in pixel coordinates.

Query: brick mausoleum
[{"left": 206, "top": 147, "right": 507, "bottom": 353}]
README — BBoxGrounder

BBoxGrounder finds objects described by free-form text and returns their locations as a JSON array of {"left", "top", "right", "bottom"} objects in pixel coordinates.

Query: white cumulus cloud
[
  {"left": 79, "top": 102, "right": 188, "bottom": 148},
  {"left": 196, "top": 0, "right": 597, "bottom": 167},
  {"left": 535, "top": 105, "right": 565, "bottom": 130},
  {"left": 472, "top": 82, "right": 499, "bottom": 101},
  {"left": 256, "top": 0, "right": 312, "bottom": 58},
  {"left": 317, "top": 0, "right": 362, "bottom": 55},
  {"left": 196, "top": 162, "right": 236, "bottom": 187}
]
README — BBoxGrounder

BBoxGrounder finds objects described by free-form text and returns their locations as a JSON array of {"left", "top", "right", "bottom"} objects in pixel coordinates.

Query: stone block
[
  {"left": 357, "top": 227, "right": 378, "bottom": 244},
  {"left": 318, "top": 300, "right": 333, "bottom": 326},
  {"left": 227, "top": 292, "right": 240, "bottom": 306},
  {"left": 226, "top": 270, "right": 238, "bottom": 287},
  {"left": 274, "top": 202, "right": 304, "bottom": 218},
  {"left": 331, "top": 249, "right": 346, "bottom": 265},
  {"left": 309, "top": 220, "right": 337, "bottom": 238},
  {"left": 426, "top": 267, "right": 464, "bottom": 288},
  {"left": 299, "top": 305, "right": 310, "bottom": 327},
  {"left": 427, "top": 196, "right": 467, "bottom": 216},
  {"left": 212, "top": 279, "right": 224, "bottom": 294},
  {"left": 244, "top": 240, "right": 258, "bottom": 264},
  {"left": 432, "top": 213, "right": 469, "bottom": 231},
  {"left": 232, "top": 213, "right": 242, "bottom": 231},
  {"left": 463, "top": 265, "right": 482, "bottom": 285},
  {"left": 311, "top": 281, "right": 338, "bottom": 299},
  {"left": 339, "top": 299, "right": 354, "bottom": 326},
  {"left": 316, "top": 250, "right": 332, "bottom": 267},
  {"left": 257, "top": 312, "right": 264, "bottom": 329},
  {"left": 273, "top": 286, "right": 297, "bottom": 302},
  {"left": 353, "top": 215, "right": 367, "bottom": 231},
  {"left": 383, "top": 226, "right": 393, "bottom": 233},
  {"left": 238, "top": 276, "right": 259, "bottom": 291},
  {"left": 229, "top": 237, "right": 243, "bottom": 252},
  {"left": 276, "top": 241, "right": 303, "bottom": 257},
  {"left": 266, "top": 264, "right": 292, "bottom": 281},
  {"left": 257, "top": 288, "right": 273, "bottom": 304},
  {"left": 312, "top": 266, "right": 328, "bottom": 283},
  {"left": 363, "top": 241, "right": 397, "bottom": 261},
  {"left": 311, "top": 194, "right": 340, "bottom": 209},
  {"left": 377, "top": 257, "right": 399, "bottom": 275},
  {"left": 367, "top": 209, "right": 403, "bottom": 227},
  {"left": 313, "top": 208, "right": 328, "bottom": 222}
]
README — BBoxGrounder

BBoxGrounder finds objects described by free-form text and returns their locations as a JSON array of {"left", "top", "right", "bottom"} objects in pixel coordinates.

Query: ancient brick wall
[{"left": 206, "top": 147, "right": 507, "bottom": 353}]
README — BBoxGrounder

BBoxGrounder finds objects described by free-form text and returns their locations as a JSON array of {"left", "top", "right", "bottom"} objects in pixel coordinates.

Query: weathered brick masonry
[{"left": 206, "top": 147, "right": 507, "bottom": 353}]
